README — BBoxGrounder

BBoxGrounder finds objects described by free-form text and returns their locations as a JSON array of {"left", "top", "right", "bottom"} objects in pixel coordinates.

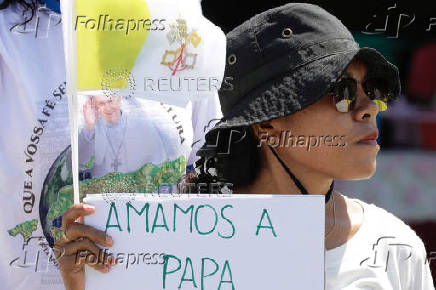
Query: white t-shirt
[
  {"left": 0, "top": 4, "right": 222, "bottom": 290},
  {"left": 326, "top": 198, "right": 435, "bottom": 290}
]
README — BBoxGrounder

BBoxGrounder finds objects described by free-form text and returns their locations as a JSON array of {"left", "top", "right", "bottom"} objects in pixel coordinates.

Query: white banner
[{"left": 83, "top": 194, "right": 325, "bottom": 290}]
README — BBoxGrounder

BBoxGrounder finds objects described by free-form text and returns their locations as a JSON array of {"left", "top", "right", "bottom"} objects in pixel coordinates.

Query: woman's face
[{"left": 259, "top": 59, "right": 381, "bottom": 180}]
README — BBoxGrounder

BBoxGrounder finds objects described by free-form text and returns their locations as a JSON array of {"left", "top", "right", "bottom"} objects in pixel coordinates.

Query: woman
[{"left": 189, "top": 3, "right": 434, "bottom": 289}]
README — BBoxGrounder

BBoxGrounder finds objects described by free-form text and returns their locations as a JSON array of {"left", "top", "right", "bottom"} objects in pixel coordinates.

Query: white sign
[{"left": 83, "top": 194, "right": 325, "bottom": 289}]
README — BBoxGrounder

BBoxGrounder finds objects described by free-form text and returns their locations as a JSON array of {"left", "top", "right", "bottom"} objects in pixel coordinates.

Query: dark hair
[
  {"left": 0, "top": 0, "right": 42, "bottom": 31},
  {"left": 179, "top": 125, "right": 261, "bottom": 193}
]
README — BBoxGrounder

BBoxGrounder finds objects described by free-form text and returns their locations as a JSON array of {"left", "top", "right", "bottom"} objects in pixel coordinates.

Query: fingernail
[
  {"left": 106, "top": 236, "right": 113, "bottom": 246},
  {"left": 103, "top": 265, "right": 110, "bottom": 273},
  {"left": 83, "top": 204, "right": 95, "bottom": 210}
]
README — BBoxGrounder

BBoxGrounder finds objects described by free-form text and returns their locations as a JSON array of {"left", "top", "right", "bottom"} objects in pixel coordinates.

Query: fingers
[
  {"left": 58, "top": 248, "right": 113, "bottom": 274},
  {"left": 61, "top": 203, "right": 95, "bottom": 232},
  {"left": 66, "top": 238, "right": 116, "bottom": 272},
  {"left": 55, "top": 233, "right": 116, "bottom": 274},
  {"left": 65, "top": 223, "right": 113, "bottom": 248},
  {"left": 57, "top": 203, "right": 118, "bottom": 275},
  {"left": 52, "top": 243, "right": 67, "bottom": 259},
  {"left": 54, "top": 233, "right": 70, "bottom": 246},
  {"left": 62, "top": 238, "right": 106, "bottom": 259}
]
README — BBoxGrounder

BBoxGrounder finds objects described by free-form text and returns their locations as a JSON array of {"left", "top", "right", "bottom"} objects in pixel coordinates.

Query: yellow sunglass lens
[{"left": 373, "top": 100, "right": 387, "bottom": 111}]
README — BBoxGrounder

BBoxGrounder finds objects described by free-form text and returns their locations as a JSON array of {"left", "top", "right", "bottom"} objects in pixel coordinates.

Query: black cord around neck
[{"left": 268, "top": 145, "right": 334, "bottom": 203}]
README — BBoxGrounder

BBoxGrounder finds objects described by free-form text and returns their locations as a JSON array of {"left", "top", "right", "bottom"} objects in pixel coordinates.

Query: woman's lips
[{"left": 356, "top": 130, "right": 379, "bottom": 145}]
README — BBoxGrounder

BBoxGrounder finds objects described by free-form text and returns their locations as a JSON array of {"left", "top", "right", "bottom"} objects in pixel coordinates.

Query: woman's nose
[{"left": 352, "top": 86, "right": 379, "bottom": 122}]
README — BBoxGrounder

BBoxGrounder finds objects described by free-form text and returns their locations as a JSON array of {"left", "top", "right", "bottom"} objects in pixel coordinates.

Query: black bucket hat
[{"left": 215, "top": 2, "right": 401, "bottom": 129}]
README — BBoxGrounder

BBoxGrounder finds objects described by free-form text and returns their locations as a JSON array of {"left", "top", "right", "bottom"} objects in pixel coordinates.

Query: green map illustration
[
  {"left": 7, "top": 219, "right": 38, "bottom": 243},
  {"left": 36, "top": 146, "right": 186, "bottom": 246},
  {"left": 61, "top": 154, "right": 186, "bottom": 201}
]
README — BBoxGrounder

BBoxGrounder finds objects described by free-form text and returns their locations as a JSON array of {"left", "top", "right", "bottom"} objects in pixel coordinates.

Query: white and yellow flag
[{"left": 62, "top": 0, "right": 226, "bottom": 106}]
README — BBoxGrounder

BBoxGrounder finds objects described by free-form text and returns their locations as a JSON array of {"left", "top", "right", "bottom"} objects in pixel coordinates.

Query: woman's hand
[{"left": 54, "top": 203, "right": 116, "bottom": 290}]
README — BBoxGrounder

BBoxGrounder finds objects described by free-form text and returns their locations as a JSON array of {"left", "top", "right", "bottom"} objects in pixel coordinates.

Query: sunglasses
[{"left": 328, "top": 77, "right": 393, "bottom": 113}]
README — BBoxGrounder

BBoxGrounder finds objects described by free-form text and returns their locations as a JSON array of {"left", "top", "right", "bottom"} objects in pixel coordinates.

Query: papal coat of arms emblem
[{"left": 161, "top": 18, "right": 202, "bottom": 75}]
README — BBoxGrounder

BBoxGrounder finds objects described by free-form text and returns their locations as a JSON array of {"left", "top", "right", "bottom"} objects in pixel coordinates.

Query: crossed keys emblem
[{"left": 161, "top": 18, "right": 202, "bottom": 75}]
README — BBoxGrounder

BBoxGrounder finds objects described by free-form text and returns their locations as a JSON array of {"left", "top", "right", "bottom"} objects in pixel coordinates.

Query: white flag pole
[{"left": 61, "top": 0, "right": 80, "bottom": 204}]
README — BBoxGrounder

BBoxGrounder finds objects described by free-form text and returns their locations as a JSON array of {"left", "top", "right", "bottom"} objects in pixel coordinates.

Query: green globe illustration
[
  {"left": 39, "top": 146, "right": 186, "bottom": 247},
  {"left": 39, "top": 146, "right": 74, "bottom": 247}
]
